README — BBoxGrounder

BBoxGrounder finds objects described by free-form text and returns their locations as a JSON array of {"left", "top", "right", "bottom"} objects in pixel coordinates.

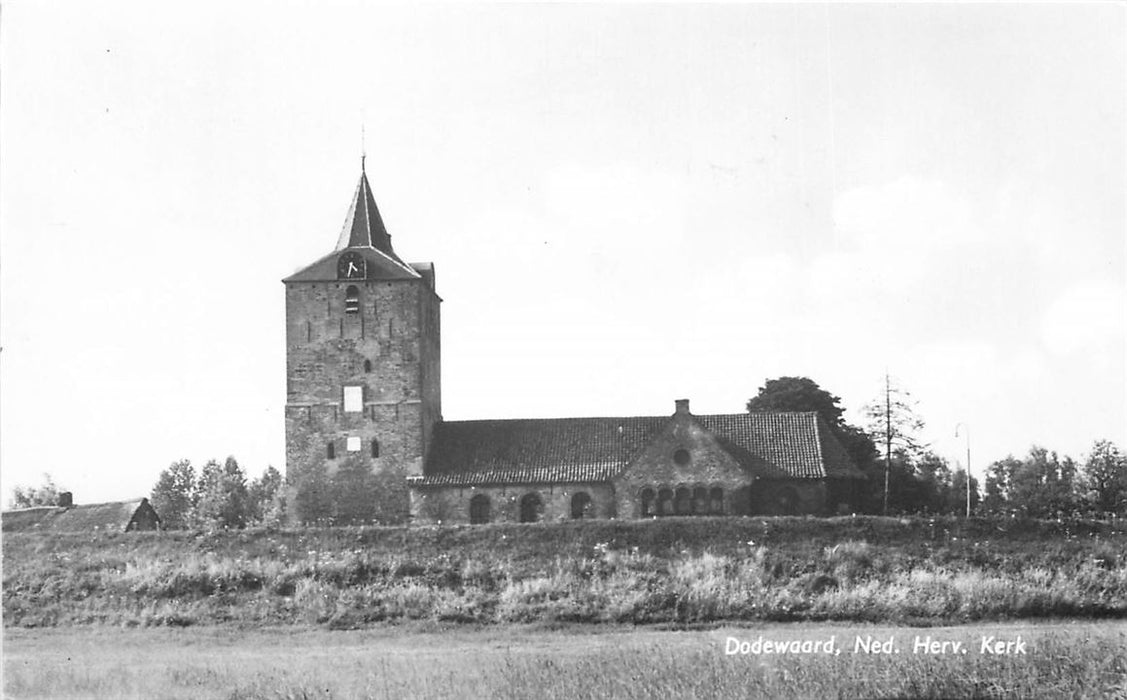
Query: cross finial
[{"left": 361, "top": 124, "right": 366, "bottom": 172}]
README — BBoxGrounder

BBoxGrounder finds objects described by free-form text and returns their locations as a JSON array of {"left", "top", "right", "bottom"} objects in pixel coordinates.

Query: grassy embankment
[{"left": 4, "top": 516, "right": 1126, "bottom": 628}]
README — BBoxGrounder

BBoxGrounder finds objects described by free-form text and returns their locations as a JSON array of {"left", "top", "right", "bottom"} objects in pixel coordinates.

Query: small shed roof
[{"left": 1, "top": 499, "right": 159, "bottom": 533}]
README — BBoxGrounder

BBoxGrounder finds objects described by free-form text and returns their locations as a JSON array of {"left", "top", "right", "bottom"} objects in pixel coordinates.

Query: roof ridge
[{"left": 440, "top": 411, "right": 820, "bottom": 426}]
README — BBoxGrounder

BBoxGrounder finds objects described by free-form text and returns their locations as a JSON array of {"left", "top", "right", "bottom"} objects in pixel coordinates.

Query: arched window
[
  {"left": 571, "top": 492, "right": 593, "bottom": 519},
  {"left": 371, "top": 439, "right": 379, "bottom": 458},
  {"left": 640, "top": 488, "right": 656, "bottom": 517},
  {"left": 326, "top": 442, "right": 336, "bottom": 459},
  {"left": 675, "top": 487, "right": 691, "bottom": 515},
  {"left": 364, "top": 359, "right": 372, "bottom": 373},
  {"left": 658, "top": 488, "right": 674, "bottom": 516},
  {"left": 710, "top": 487, "right": 724, "bottom": 514},
  {"left": 344, "top": 285, "right": 360, "bottom": 314},
  {"left": 469, "top": 494, "right": 491, "bottom": 524},
  {"left": 692, "top": 487, "right": 708, "bottom": 515},
  {"left": 519, "top": 493, "right": 543, "bottom": 523}
]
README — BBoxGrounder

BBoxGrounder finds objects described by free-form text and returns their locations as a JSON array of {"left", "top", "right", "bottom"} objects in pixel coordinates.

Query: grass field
[{"left": 4, "top": 621, "right": 1126, "bottom": 699}]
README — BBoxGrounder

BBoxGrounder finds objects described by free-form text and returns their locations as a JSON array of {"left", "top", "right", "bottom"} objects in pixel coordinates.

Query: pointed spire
[{"left": 334, "top": 169, "right": 403, "bottom": 264}]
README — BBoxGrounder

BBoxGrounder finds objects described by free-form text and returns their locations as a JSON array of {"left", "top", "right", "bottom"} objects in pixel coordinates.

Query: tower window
[
  {"left": 327, "top": 442, "right": 336, "bottom": 459},
  {"left": 371, "top": 439, "right": 379, "bottom": 458},
  {"left": 364, "top": 359, "right": 372, "bottom": 373},
  {"left": 343, "top": 386, "right": 363, "bottom": 412},
  {"left": 346, "top": 436, "right": 361, "bottom": 452},
  {"left": 345, "top": 285, "right": 360, "bottom": 314}
]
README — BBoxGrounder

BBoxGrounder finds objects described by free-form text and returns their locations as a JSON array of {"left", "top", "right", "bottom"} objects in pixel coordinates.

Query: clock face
[{"left": 337, "top": 252, "right": 367, "bottom": 280}]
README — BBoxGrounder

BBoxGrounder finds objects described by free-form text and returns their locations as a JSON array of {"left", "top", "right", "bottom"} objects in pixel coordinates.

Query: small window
[
  {"left": 469, "top": 494, "right": 491, "bottom": 524},
  {"left": 640, "top": 488, "right": 655, "bottom": 517},
  {"left": 675, "top": 487, "right": 691, "bottom": 515},
  {"left": 343, "top": 386, "right": 363, "bottom": 412},
  {"left": 571, "top": 492, "right": 593, "bottom": 519},
  {"left": 346, "top": 436, "right": 361, "bottom": 452},
  {"left": 327, "top": 442, "right": 336, "bottom": 459},
  {"left": 673, "top": 449, "right": 691, "bottom": 466},
  {"left": 371, "top": 439, "right": 379, "bottom": 458},
  {"left": 364, "top": 359, "right": 372, "bottom": 373},
  {"left": 345, "top": 285, "right": 360, "bottom": 314},
  {"left": 710, "top": 487, "right": 725, "bottom": 515},
  {"left": 692, "top": 487, "right": 708, "bottom": 515}
]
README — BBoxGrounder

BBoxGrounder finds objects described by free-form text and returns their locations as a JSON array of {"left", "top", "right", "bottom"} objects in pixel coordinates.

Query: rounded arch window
[
  {"left": 326, "top": 442, "right": 336, "bottom": 460},
  {"left": 710, "top": 487, "right": 725, "bottom": 514},
  {"left": 640, "top": 488, "right": 656, "bottom": 517},
  {"left": 674, "top": 487, "right": 691, "bottom": 515},
  {"left": 571, "top": 492, "right": 593, "bottom": 519},
  {"left": 673, "top": 449, "right": 691, "bottom": 466},
  {"left": 692, "top": 486, "right": 708, "bottom": 515},
  {"left": 364, "top": 359, "right": 372, "bottom": 373},
  {"left": 469, "top": 494, "right": 491, "bottom": 525},
  {"left": 344, "top": 285, "right": 360, "bottom": 314},
  {"left": 657, "top": 488, "right": 674, "bottom": 516},
  {"left": 519, "top": 493, "right": 543, "bottom": 523}
]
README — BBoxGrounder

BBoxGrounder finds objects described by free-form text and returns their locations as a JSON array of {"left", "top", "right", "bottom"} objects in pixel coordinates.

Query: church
[{"left": 283, "top": 167, "right": 863, "bottom": 525}]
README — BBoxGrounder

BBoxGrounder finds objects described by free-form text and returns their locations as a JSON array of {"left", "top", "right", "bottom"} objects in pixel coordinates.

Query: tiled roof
[
  {"left": 413, "top": 416, "right": 668, "bottom": 486},
  {"left": 1, "top": 499, "right": 157, "bottom": 533},
  {"left": 696, "top": 413, "right": 859, "bottom": 479},
  {"left": 409, "top": 412, "right": 861, "bottom": 487}
]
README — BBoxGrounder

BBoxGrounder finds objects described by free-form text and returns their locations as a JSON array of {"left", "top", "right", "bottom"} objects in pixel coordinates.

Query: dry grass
[
  {"left": 4, "top": 622, "right": 1126, "bottom": 699},
  {"left": 5, "top": 517, "right": 1127, "bottom": 628}
]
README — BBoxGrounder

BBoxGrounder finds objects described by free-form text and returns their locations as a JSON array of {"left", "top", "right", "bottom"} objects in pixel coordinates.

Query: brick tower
[{"left": 283, "top": 164, "right": 441, "bottom": 523}]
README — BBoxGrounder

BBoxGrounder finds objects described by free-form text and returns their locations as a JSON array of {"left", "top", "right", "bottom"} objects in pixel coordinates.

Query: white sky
[{"left": 2, "top": 2, "right": 1124, "bottom": 505}]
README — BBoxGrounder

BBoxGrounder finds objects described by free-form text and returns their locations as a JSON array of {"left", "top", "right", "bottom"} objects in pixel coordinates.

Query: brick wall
[
  {"left": 284, "top": 273, "right": 440, "bottom": 524},
  {"left": 410, "top": 483, "right": 615, "bottom": 525},
  {"left": 613, "top": 403, "right": 755, "bottom": 518}
]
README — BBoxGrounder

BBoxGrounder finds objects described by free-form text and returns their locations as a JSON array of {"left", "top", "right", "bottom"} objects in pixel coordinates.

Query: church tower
[{"left": 283, "top": 164, "right": 441, "bottom": 523}]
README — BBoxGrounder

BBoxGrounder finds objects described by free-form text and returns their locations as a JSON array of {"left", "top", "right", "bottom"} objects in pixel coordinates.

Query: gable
[{"left": 614, "top": 411, "right": 749, "bottom": 485}]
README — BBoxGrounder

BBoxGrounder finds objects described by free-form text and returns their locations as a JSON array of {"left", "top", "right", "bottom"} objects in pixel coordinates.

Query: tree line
[
  {"left": 148, "top": 457, "right": 284, "bottom": 529},
  {"left": 746, "top": 376, "right": 1127, "bottom": 517}
]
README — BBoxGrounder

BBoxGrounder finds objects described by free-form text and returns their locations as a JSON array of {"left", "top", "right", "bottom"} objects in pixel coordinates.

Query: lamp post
[{"left": 955, "top": 423, "right": 971, "bottom": 517}]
